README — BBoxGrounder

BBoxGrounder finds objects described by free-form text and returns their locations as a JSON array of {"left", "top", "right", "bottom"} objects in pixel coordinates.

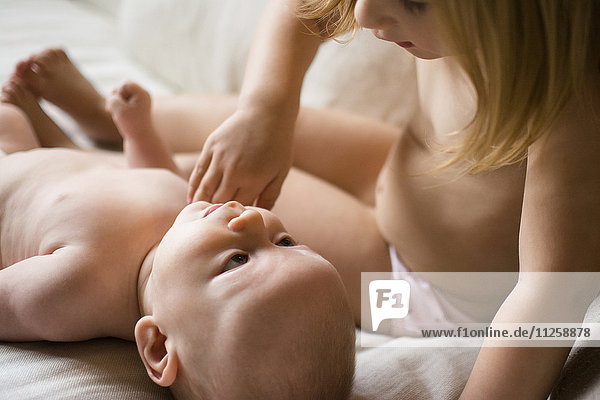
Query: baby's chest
[{"left": 4, "top": 181, "right": 176, "bottom": 264}]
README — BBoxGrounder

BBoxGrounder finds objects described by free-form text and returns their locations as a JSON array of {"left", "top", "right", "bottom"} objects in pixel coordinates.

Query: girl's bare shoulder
[{"left": 521, "top": 76, "right": 600, "bottom": 273}]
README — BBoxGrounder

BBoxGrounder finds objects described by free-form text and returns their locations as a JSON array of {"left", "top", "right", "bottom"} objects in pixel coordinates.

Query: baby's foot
[
  {"left": 106, "top": 81, "right": 153, "bottom": 142},
  {"left": 1, "top": 76, "right": 75, "bottom": 148},
  {"left": 2, "top": 75, "right": 41, "bottom": 112},
  {"left": 15, "top": 48, "right": 121, "bottom": 147},
  {"left": 16, "top": 48, "right": 102, "bottom": 112}
]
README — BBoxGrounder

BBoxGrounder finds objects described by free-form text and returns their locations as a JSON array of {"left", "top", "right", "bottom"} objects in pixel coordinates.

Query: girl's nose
[{"left": 354, "top": 0, "right": 397, "bottom": 30}]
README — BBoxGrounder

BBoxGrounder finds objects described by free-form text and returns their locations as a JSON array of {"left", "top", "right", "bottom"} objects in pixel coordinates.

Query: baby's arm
[
  {"left": 0, "top": 247, "right": 108, "bottom": 342},
  {"left": 188, "top": 0, "right": 323, "bottom": 207},
  {"left": 106, "top": 82, "right": 180, "bottom": 176}
]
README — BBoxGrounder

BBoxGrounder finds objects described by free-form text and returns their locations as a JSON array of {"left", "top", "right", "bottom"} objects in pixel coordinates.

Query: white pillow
[
  {"left": 118, "top": 0, "right": 267, "bottom": 95},
  {"left": 118, "top": 0, "right": 416, "bottom": 127},
  {"left": 302, "top": 30, "right": 417, "bottom": 127},
  {"left": 74, "top": 0, "right": 123, "bottom": 17}
]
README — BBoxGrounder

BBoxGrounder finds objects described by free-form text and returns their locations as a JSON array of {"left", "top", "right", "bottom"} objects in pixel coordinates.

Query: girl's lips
[
  {"left": 203, "top": 204, "right": 223, "bottom": 217},
  {"left": 396, "top": 41, "right": 415, "bottom": 48},
  {"left": 372, "top": 31, "right": 414, "bottom": 48}
]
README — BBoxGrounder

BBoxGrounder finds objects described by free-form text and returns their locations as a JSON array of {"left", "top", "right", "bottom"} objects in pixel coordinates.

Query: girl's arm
[
  {"left": 188, "top": 0, "right": 323, "bottom": 208},
  {"left": 460, "top": 92, "right": 600, "bottom": 399},
  {"left": 237, "top": 0, "right": 322, "bottom": 119}
]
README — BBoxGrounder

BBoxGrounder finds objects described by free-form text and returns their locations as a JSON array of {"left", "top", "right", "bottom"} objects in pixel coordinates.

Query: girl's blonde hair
[
  {"left": 297, "top": 0, "right": 600, "bottom": 173},
  {"left": 297, "top": 0, "right": 358, "bottom": 38}
]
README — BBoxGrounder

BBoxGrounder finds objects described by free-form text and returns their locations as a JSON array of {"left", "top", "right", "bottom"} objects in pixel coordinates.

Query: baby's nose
[
  {"left": 222, "top": 200, "right": 246, "bottom": 213},
  {"left": 227, "top": 207, "right": 266, "bottom": 234}
]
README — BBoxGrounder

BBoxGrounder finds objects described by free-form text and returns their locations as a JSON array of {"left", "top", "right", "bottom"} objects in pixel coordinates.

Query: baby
[{"left": 0, "top": 77, "right": 355, "bottom": 399}]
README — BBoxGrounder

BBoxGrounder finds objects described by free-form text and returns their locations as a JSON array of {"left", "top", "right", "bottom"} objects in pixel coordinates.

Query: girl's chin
[{"left": 403, "top": 47, "right": 445, "bottom": 60}]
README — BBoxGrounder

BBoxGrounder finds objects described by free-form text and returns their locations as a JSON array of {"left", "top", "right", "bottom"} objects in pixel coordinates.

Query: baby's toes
[
  {"left": 1, "top": 78, "right": 36, "bottom": 110},
  {"left": 0, "top": 81, "right": 14, "bottom": 103},
  {"left": 16, "top": 61, "right": 44, "bottom": 96},
  {"left": 1, "top": 79, "right": 22, "bottom": 104},
  {"left": 15, "top": 60, "right": 31, "bottom": 78},
  {"left": 31, "top": 48, "right": 68, "bottom": 72}
]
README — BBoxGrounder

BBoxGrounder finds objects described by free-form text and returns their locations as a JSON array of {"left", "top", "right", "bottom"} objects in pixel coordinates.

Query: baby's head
[{"left": 135, "top": 201, "right": 356, "bottom": 399}]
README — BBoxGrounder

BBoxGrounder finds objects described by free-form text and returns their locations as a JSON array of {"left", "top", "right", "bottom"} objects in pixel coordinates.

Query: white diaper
[
  {"left": 0, "top": 148, "right": 5, "bottom": 157},
  {"left": 385, "top": 246, "right": 477, "bottom": 337}
]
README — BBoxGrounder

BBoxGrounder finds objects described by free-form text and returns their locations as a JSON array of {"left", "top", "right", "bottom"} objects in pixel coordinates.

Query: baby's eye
[
  {"left": 276, "top": 237, "right": 296, "bottom": 247},
  {"left": 223, "top": 253, "right": 249, "bottom": 272}
]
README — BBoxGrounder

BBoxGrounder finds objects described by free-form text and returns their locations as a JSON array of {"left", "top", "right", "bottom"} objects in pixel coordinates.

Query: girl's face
[{"left": 354, "top": 0, "right": 445, "bottom": 59}]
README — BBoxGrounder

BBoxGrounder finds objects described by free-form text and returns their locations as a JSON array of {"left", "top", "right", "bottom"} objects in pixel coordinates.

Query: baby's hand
[
  {"left": 106, "top": 81, "right": 179, "bottom": 175},
  {"left": 188, "top": 109, "right": 294, "bottom": 209},
  {"left": 106, "top": 81, "right": 152, "bottom": 142}
]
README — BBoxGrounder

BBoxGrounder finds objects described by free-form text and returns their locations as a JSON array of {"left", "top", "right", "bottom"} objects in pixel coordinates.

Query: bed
[{"left": 0, "top": 1, "right": 598, "bottom": 398}]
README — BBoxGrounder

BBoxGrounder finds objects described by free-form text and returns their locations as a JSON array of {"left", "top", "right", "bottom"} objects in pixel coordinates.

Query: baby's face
[
  {"left": 153, "top": 200, "right": 332, "bottom": 286},
  {"left": 150, "top": 201, "right": 348, "bottom": 370}
]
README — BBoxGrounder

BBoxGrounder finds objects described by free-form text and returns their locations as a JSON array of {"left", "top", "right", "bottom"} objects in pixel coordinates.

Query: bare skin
[
  {"left": 12, "top": 2, "right": 595, "bottom": 399},
  {"left": 17, "top": 44, "right": 596, "bottom": 400},
  {"left": 41, "top": 51, "right": 524, "bottom": 277},
  {"left": 0, "top": 78, "right": 344, "bottom": 351},
  {"left": 37, "top": 52, "right": 523, "bottom": 280},
  {"left": 1, "top": 76, "right": 76, "bottom": 148},
  {"left": 7, "top": 49, "right": 594, "bottom": 342},
  {"left": 6, "top": 48, "right": 527, "bottom": 323},
  {"left": 0, "top": 81, "right": 187, "bottom": 341},
  {"left": 105, "top": 81, "right": 180, "bottom": 175},
  {"left": 9, "top": 49, "right": 395, "bottom": 319},
  {"left": 0, "top": 73, "right": 359, "bottom": 400},
  {"left": 14, "top": 48, "right": 122, "bottom": 147}
]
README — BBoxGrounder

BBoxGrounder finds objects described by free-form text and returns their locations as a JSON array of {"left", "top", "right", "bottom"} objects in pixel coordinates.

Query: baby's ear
[{"left": 134, "top": 316, "right": 178, "bottom": 387}]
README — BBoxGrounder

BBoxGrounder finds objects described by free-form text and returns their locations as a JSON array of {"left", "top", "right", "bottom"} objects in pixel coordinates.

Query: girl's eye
[
  {"left": 223, "top": 253, "right": 249, "bottom": 272},
  {"left": 276, "top": 237, "right": 296, "bottom": 247},
  {"left": 401, "top": 0, "right": 428, "bottom": 14}
]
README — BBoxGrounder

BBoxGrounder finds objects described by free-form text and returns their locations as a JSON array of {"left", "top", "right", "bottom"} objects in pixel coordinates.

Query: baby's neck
[{"left": 137, "top": 245, "right": 158, "bottom": 317}]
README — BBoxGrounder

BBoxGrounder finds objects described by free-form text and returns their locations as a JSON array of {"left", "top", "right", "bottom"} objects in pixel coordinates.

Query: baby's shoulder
[{"left": 0, "top": 148, "right": 95, "bottom": 186}]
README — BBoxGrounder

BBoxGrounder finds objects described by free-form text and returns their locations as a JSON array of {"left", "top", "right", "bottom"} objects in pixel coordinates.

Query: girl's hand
[{"left": 187, "top": 108, "right": 294, "bottom": 209}]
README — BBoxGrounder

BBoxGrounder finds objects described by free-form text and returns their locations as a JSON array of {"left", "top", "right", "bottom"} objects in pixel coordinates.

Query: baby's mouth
[{"left": 202, "top": 203, "right": 223, "bottom": 218}]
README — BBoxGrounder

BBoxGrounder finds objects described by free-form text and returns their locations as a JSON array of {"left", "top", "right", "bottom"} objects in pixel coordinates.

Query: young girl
[
  {"left": 12, "top": 0, "right": 599, "bottom": 396},
  {"left": 180, "top": 0, "right": 599, "bottom": 398}
]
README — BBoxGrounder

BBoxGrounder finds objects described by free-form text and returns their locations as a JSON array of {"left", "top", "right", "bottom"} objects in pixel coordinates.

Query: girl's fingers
[
  {"left": 234, "top": 187, "right": 261, "bottom": 208},
  {"left": 211, "top": 169, "right": 240, "bottom": 205},
  {"left": 187, "top": 152, "right": 211, "bottom": 202},
  {"left": 192, "top": 161, "right": 222, "bottom": 203},
  {"left": 255, "top": 174, "right": 284, "bottom": 210},
  {"left": 214, "top": 172, "right": 261, "bottom": 206}
]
